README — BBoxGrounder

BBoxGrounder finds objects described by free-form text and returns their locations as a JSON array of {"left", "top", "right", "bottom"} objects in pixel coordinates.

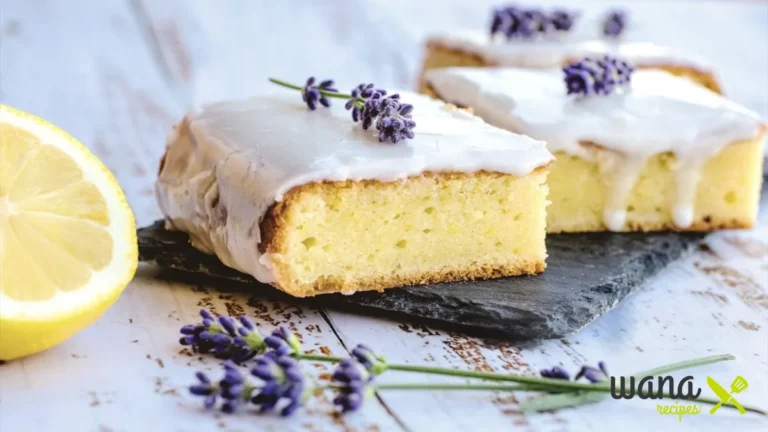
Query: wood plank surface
[{"left": 1, "top": 1, "right": 766, "bottom": 431}]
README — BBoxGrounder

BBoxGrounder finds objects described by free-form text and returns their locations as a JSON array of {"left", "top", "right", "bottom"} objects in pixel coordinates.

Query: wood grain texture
[{"left": 1, "top": 0, "right": 767, "bottom": 431}]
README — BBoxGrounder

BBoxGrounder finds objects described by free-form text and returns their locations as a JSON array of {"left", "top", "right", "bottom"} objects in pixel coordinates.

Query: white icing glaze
[
  {"left": 424, "top": 67, "right": 764, "bottom": 230},
  {"left": 156, "top": 91, "right": 553, "bottom": 283},
  {"left": 428, "top": 30, "right": 713, "bottom": 72}
]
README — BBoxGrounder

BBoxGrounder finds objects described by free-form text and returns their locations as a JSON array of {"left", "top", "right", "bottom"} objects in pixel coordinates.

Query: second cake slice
[{"left": 424, "top": 65, "right": 765, "bottom": 233}]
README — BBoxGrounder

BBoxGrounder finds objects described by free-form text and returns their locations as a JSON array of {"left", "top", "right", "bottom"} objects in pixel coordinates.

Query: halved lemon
[{"left": 0, "top": 105, "right": 137, "bottom": 360}]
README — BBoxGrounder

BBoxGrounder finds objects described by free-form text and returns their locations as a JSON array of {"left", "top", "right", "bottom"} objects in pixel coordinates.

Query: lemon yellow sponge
[
  {"left": 546, "top": 141, "right": 764, "bottom": 233},
  {"left": 260, "top": 170, "right": 549, "bottom": 296}
]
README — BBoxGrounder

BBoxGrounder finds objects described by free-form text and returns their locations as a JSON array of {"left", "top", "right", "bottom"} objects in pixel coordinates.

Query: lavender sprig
[
  {"left": 563, "top": 56, "right": 634, "bottom": 96},
  {"left": 603, "top": 9, "right": 627, "bottom": 38},
  {"left": 269, "top": 77, "right": 416, "bottom": 144},
  {"left": 180, "top": 310, "right": 244, "bottom": 359},
  {"left": 179, "top": 319, "right": 643, "bottom": 394},
  {"left": 190, "top": 356, "right": 309, "bottom": 416},
  {"left": 179, "top": 316, "right": 760, "bottom": 416},
  {"left": 490, "top": 5, "right": 578, "bottom": 39},
  {"left": 183, "top": 323, "right": 757, "bottom": 416},
  {"left": 179, "top": 309, "right": 265, "bottom": 361},
  {"left": 342, "top": 82, "right": 415, "bottom": 143}
]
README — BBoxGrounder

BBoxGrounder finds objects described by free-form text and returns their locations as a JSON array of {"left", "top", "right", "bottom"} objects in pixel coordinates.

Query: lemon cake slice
[
  {"left": 424, "top": 66, "right": 765, "bottom": 233},
  {"left": 155, "top": 86, "right": 553, "bottom": 297},
  {"left": 420, "top": 31, "right": 721, "bottom": 93}
]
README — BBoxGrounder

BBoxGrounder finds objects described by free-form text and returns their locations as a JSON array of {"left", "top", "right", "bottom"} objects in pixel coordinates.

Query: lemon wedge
[{"left": 0, "top": 105, "right": 137, "bottom": 360}]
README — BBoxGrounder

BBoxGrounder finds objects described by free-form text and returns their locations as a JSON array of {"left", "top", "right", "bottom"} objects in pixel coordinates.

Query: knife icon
[{"left": 708, "top": 376, "right": 747, "bottom": 415}]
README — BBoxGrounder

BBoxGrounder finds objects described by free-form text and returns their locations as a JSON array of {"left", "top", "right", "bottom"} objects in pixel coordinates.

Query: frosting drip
[
  {"left": 428, "top": 30, "right": 713, "bottom": 72},
  {"left": 424, "top": 67, "right": 763, "bottom": 230},
  {"left": 155, "top": 91, "right": 553, "bottom": 283}
]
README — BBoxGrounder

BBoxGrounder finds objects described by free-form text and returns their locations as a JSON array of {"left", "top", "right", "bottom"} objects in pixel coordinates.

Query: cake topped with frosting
[
  {"left": 423, "top": 65, "right": 765, "bottom": 233},
  {"left": 156, "top": 87, "right": 554, "bottom": 297}
]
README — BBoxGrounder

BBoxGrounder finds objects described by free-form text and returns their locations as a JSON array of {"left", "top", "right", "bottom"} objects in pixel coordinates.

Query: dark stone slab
[{"left": 138, "top": 221, "right": 705, "bottom": 340}]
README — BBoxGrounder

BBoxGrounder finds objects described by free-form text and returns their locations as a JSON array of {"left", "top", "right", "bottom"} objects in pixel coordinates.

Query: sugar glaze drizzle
[{"left": 425, "top": 67, "right": 764, "bottom": 231}]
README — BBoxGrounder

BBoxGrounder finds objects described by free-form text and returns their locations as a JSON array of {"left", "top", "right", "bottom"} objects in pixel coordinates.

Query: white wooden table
[{"left": 1, "top": 1, "right": 767, "bottom": 431}]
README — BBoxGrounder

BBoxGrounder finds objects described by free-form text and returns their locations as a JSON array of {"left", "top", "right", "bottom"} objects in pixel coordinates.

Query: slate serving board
[{"left": 138, "top": 222, "right": 706, "bottom": 339}]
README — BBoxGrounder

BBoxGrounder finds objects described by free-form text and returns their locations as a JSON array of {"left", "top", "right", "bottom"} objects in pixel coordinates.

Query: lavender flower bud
[
  {"left": 180, "top": 324, "right": 197, "bottom": 335},
  {"left": 563, "top": 56, "right": 632, "bottom": 96},
  {"left": 575, "top": 361, "right": 609, "bottom": 383},
  {"left": 318, "top": 79, "right": 336, "bottom": 90},
  {"left": 239, "top": 315, "right": 255, "bottom": 330},
  {"left": 549, "top": 10, "right": 577, "bottom": 32},
  {"left": 250, "top": 354, "right": 309, "bottom": 416},
  {"left": 332, "top": 359, "right": 375, "bottom": 413},
  {"left": 189, "top": 371, "right": 219, "bottom": 409},
  {"left": 603, "top": 10, "right": 627, "bottom": 38},
  {"left": 351, "top": 344, "right": 388, "bottom": 375},
  {"left": 540, "top": 366, "right": 570, "bottom": 380},
  {"left": 301, "top": 76, "right": 334, "bottom": 110},
  {"left": 264, "top": 327, "right": 302, "bottom": 356},
  {"left": 491, "top": 5, "right": 575, "bottom": 39},
  {"left": 179, "top": 310, "right": 264, "bottom": 361},
  {"left": 217, "top": 316, "right": 238, "bottom": 336}
]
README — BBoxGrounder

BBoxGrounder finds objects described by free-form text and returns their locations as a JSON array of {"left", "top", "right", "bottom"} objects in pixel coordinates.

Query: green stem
[
  {"left": 268, "top": 78, "right": 352, "bottom": 100},
  {"left": 297, "top": 354, "right": 737, "bottom": 394},
  {"left": 376, "top": 383, "right": 532, "bottom": 391},
  {"left": 295, "top": 353, "right": 344, "bottom": 363},
  {"left": 387, "top": 364, "right": 611, "bottom": 392},
  {"left": 633, "top": 354, "right": 735, "bottom": 376}
]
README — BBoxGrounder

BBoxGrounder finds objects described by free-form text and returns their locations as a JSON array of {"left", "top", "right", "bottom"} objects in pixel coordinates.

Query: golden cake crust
[
  {"left": 420, "top": 41, "right": 722, "bottom": 93},
  {"left": 260, "top": 169, "right": 548, "bottom": 297}
]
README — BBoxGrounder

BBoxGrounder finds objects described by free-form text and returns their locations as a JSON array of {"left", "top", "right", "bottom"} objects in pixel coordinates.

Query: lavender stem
[
  {"left": 269, "top": 78, "right": 351, "bottom": 99},
  {"left": 377, "top": 383, "right": 532, "bottom": 391},
  {"left": 296, "top": 353, "right": 739, "bottom": 395},
  {"left": 295, "top": 353, "right": 608, "bottom": 392}
]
